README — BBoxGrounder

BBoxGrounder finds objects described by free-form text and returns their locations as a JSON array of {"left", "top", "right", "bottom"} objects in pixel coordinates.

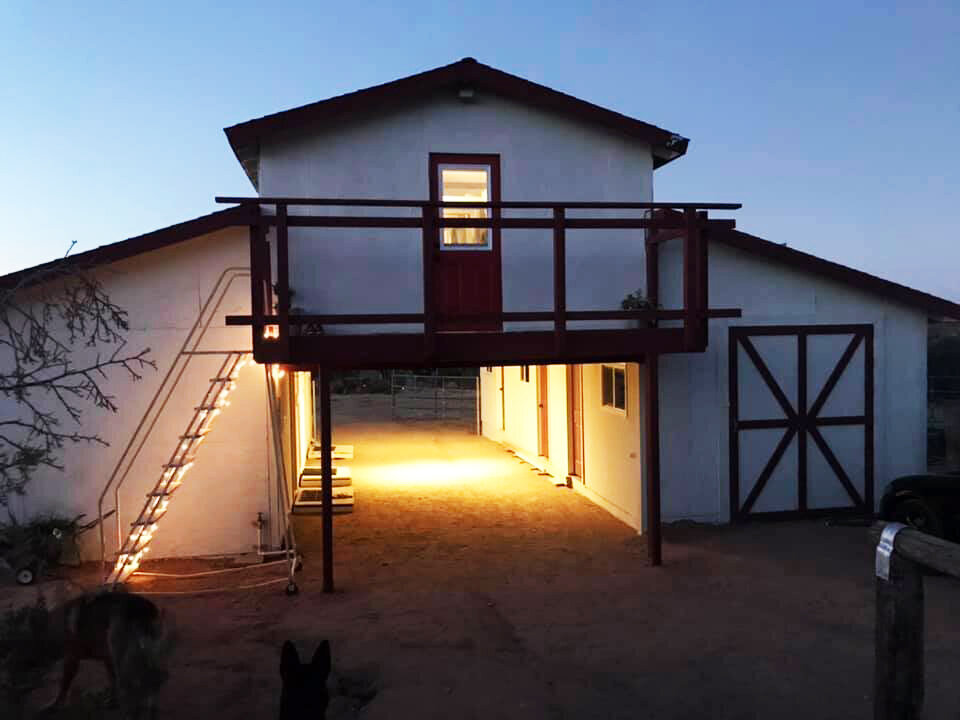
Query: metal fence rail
[{"left": 390, "top": 373, "right": 479, "bottom": 431}]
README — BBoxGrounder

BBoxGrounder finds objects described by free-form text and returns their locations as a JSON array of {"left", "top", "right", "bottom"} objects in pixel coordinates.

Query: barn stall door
[{"left": 729, "top": 325, "right": 874, "bottom": 521}]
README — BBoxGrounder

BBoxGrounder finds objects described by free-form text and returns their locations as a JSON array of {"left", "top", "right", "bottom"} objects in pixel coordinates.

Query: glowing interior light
[
  {"left": 264, "top": 325, "right": 280, "bottom": 340},
  {"left": 271, "top": 365, "right": 286, "bottom": 380}
]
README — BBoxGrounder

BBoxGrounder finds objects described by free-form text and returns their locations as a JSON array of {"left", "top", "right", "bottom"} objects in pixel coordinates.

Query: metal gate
[
  {"left": 390, "top": 373, "right": 479, "bottom": 431},
  {"left": 729, "top": 324, "right": 874, "bottom": 520}
]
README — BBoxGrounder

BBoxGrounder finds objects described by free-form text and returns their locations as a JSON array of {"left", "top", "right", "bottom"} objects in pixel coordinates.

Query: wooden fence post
[{"left": 875, "top": 551, "right": 924, "bottom": 719}]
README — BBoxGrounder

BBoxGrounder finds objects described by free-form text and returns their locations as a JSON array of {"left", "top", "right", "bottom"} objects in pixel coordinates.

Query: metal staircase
[
  {"left": 97, "top": 266, "right": 299, "bottom": 589},
  {"left": 106, "top": 351, "right": 249, "bottom": 584}
]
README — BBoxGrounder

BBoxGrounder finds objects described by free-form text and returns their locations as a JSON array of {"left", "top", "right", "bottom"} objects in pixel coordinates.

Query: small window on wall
[
  {"left": 439, "top": 165, "right": 491, "bottom": 247},
  {"left": 601, "top": 365, "right": 626, "bottom": 413},
  {"left": 520, "top": 365, "right": 530, "bottom": 382},
  {"left": 485, "top": 366, "right": 493, "bottom": 373}
]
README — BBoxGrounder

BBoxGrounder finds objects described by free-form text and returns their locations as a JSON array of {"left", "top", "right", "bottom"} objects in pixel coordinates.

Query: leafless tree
[{"left": 0, "top": 253, "right": 154, "bottom": 507}]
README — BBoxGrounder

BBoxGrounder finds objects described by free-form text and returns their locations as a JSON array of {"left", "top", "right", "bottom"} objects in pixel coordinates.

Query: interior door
[
  {"left": 429, "top": 153, "right": 502, "bottom": 331},
  {"left": 567, "top": 364, "right": 584, "bottom": 481},
  {"left": 537, "top": 365, "right": 549, "bottom": 458}
]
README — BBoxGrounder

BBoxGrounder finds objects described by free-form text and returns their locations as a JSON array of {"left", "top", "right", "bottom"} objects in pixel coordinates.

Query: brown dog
[{"left": 46, "top": 589, "right": 173, "bottom": 718}]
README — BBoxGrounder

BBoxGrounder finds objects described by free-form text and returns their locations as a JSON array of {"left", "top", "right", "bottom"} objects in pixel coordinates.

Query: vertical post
[
  {"left": 682, "top": 208, "right": 699, "bottom": 350},
  {"left": 422, "top": 204, "right": 436, "bottom": 359},
  {"left": 276, "top": 203, "right": 290, "bottom": 357},
  {"left": 553, "top": 207, "right": 566, "bottom": 352},
  {"left": 875, "top": 552, "right": 924, "bottom": 720},
  {"left": 644, "top": 355, "right": 662, "bottom": 566},
  {"left": 318, "top": 366, "right": 334, "bottom": 593}
]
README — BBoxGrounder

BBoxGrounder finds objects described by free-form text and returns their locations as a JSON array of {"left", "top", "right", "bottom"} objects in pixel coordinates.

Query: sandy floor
[{"left": 6, "top": 397, "right": 960, "bottom": 718}]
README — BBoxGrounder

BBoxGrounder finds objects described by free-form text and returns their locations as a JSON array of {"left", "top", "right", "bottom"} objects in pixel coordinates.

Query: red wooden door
[
  {"left": 429, "top": 153, "right": 502, "bottom": 331},
  {"left": 729, "top": 325, "right": 874, "bottom": 520}
]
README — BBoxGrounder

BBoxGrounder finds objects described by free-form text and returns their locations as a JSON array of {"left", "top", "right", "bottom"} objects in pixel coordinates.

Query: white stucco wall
[
  {"left": 257, "top": 91, "right": 653, "bottom": 334},
  {"left": 480, "top": 362, "right": 644, "bottom": 532},
  {"left": 579, "top": 362, "right": 644, "bottom": 530},
  {"left": 2, "top": 229, "right": 279, "bottom": 561},
  {"left": 657, "top": 241, "right": 929, "bottom": 523}
]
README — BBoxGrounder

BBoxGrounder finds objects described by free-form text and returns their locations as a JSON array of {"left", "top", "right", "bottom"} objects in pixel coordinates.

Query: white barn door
[{"left": 729, "top": 325, "right": 874, "bottom": 520}]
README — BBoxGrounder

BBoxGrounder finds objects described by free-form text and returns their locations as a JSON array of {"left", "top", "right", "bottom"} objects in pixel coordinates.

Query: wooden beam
[
  {"left": 254, "top": 327, "right": 690, "bottom": 369},
  {"left": 216, "top": 195, "right": 743, "bottom": 210},
  {"left": 260, "top": 215, "right": 736, "bottom": 231},
  {"left": 224, "top": 307, "right": 743, "bottom": 327},
  {"left": 869, "top": 522, "right": 960, "bottom": 579},
  {"left": 319, "top": 366, "right": 334, "bottom": 594},
  {"left": 645, "top": 355, "right": 662, "bottom": 566}
]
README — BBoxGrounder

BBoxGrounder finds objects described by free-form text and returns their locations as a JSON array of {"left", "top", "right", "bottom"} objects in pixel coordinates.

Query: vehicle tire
[
  {"left": 891, "top": 497, "right": 945, "bottom": 538},
  {"left": 15, "top": 566, "right": 35, "bottom": 585}
]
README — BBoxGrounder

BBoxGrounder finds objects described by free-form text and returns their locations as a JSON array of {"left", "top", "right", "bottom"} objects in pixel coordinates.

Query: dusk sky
[{"left": 2, "top": 2, "right": 957, "bottom": 300}]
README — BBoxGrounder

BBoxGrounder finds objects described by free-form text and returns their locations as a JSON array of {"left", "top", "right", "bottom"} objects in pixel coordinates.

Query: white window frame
[
  {"left": 520, "top": 365, "right": 531, "bottom": 383},
  {"left": 437, "top": 163, "right": 493, "bottom": 251},
  {"left": 600, "top": 363, "right": 627, "bottom": 415}
]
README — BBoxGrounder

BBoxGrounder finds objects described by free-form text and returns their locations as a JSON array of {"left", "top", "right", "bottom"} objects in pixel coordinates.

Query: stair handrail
[{"left": 97, "top": 266, "right": 251, "bottom": 576}]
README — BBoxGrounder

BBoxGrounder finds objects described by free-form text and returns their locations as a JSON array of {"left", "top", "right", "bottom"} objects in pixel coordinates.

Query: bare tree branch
[{"left": 0, "top": 257, "right": 155, "bottom": 505}]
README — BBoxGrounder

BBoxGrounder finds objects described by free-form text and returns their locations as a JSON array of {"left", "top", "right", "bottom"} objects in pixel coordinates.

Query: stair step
[{"left": 162, "top": 460, "right": 196, "bottom": 469}]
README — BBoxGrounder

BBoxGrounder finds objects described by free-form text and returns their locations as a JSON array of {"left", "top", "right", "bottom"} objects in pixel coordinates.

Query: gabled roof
[
  {"left": 710, "top": 226, "right": 960, "bottom": 320},
  {"left": 224, "top": 58, "right": 690, "bottom": 189},
  {"left": 0, "top": 206, "right": 249, "bottom": 290}
]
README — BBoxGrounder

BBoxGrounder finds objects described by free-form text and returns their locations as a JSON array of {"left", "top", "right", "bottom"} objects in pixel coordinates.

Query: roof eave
[{"left": 223, "top": 58, "right": 689, "bottom": 183}]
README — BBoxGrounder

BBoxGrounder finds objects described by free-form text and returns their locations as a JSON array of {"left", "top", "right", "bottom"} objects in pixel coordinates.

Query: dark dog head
[{"left": 279, "top": 640, "right": 330, "bottom": 720}]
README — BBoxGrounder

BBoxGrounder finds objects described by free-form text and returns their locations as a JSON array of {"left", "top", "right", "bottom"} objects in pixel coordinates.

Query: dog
[
  {"left": 279, "top": 640, "right": 331, "bottom": 720},
  {"left": 45, "top": 589, "right": 173, "bottom": 718}
]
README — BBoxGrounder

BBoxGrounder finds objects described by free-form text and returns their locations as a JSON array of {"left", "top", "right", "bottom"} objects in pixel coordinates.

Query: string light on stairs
[{"left": 107, "top": 352, "right": 251, "bottom": 585}]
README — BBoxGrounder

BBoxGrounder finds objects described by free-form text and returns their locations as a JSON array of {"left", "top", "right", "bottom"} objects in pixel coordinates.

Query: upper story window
[
  {"left": 601, "top": 364, "right": 626, "bottom": 413},
  {"left": 438, "top": 164, "right": 491, "bottom": 248},
  {"left": 520, "top": 365, "right": 531, "bottom": 382}
]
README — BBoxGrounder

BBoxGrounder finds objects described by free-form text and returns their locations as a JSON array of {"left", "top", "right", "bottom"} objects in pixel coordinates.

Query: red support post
[
  {"left": 682, "top": 208, "right": 699, "bottom": 350},
  {"left": 319, "top": 366, "right": 334, "bottom": 593},
  {"left": 422, "top": 204, "right": 436, "bottom": 359},
  {"left": 696, "top": 210, "right": 709, "bottom": 350},
  {"left": 275, "top": 203, "right": 290, "bottom": 356},
  {"left": 553, "top": 207, "right": 566, "bottom": 352},
  {"left": 248, "top": 212, "right": 264, "bottom": 353}
]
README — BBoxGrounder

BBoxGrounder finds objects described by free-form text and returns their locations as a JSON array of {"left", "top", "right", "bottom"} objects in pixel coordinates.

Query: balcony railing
[{"left": 217, "top": 196, "right": 742, "bottom": 367}]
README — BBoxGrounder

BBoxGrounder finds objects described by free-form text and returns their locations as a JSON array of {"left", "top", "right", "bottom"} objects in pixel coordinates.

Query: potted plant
[{"left": 620, "top": 289, "right": 657, "bottom": 327}]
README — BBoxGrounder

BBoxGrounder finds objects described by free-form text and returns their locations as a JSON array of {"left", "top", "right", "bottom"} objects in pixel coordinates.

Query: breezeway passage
[{"left": 293, "top": 404, "right": 644, "bottom": 591}]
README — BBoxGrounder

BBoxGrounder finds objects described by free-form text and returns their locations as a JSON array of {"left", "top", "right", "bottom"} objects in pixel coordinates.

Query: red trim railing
[{"left": 217, "top": 197, "right": 741, "bottom": 360}]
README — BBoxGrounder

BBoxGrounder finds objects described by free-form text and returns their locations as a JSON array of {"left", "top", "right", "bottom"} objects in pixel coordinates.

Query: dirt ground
[{"left": 5, "top": 394, "right": 960, "bottom": 719}]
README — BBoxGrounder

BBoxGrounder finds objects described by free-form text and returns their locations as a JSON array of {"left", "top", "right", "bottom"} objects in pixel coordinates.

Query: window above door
[{"left": 438, "top": 164, "right": 491, "bottom": 248}]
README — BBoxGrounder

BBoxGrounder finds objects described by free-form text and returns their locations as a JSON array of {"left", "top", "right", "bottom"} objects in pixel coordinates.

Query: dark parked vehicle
[{"left": 879, "top": 472, "right": 960, "bottom": 540}]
